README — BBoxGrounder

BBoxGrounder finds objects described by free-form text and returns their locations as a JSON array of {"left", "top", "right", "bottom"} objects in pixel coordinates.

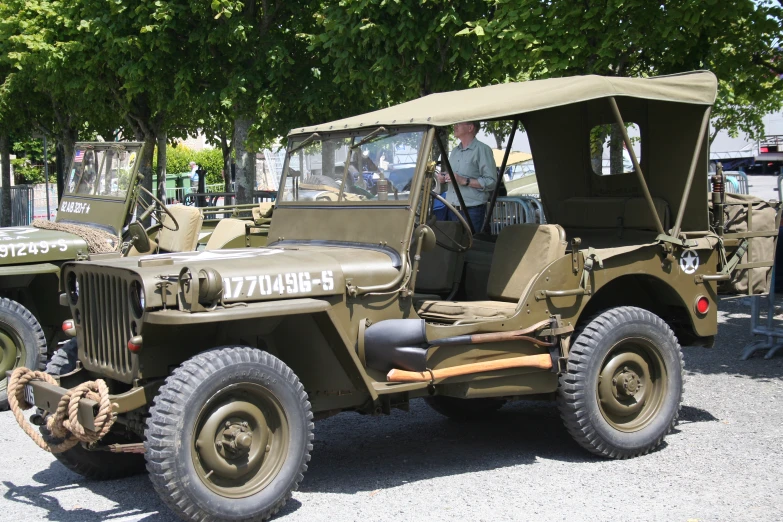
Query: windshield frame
[
  {"left": 276, "top": 125, "right": 429, "bottom": 208},
  {"left": 56, "top": 142, "right": 143, "bottom": 235},
  {"left": 64, "top": 143, "right": 141, "bottom": 201}
]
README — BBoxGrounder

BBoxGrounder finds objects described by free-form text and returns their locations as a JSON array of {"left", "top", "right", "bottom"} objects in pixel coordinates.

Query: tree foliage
[
  {"left": 474, "top": 0, "right": 783, "bottom": 142},
  {"left": 312, "top": 0, "right": 505, "bottom": 102},
  {"left": 0, "top": 0, "right": 780, "bottom": 216},
  {"left": 153, "top": 145, "right": 224, "bottom": 185}
]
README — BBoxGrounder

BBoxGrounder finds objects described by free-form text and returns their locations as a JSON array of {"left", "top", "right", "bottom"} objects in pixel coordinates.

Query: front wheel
[
  {"left": 145, "top": 346, "right": 313, "bottom": 522},
  {"left": 557, "top": 307, "right": 683, "bottom": 459},
  {"left": 0, "top": 298, "right": 47, "bottom": 410}
]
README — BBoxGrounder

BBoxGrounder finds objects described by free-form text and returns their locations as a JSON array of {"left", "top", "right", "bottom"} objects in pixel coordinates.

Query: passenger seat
[{"left": 417, "top": 223, "right": 567, "bottom": 322}]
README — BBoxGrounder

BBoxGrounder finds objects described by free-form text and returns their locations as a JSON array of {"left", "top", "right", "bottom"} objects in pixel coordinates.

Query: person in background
[
  {"left": 435, "top": 121, "right": 497, "bottom": 232},
  {"left": 189, "top": 161, "right": 200, "bottom": 192}
]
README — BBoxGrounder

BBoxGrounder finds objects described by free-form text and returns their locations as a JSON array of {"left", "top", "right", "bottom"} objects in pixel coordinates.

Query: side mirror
[
  {"left": 414, "top": 224, "right": 436, "bottom": 252},
  {"left": 128, "top": 221, "right": 150, "bottom": 254}
]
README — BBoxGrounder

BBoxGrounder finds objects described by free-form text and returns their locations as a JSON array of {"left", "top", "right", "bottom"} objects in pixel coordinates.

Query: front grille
[{"left": 78, "top": 271, "right": 135, "bottom": 381}]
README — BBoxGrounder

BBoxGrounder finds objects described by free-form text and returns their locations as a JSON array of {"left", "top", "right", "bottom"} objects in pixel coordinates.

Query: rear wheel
[
  {"left": 40, "top": 339, "right": 147, "bottom": 479},
  {"left": 424, "top": 396, "right": 505, "bottom": 421},
  {"left": 145, "top": 346, "right": 313, "bottom": 522},
  {"left": 558, "top": 306, "right": 683, "bottom": 459},
  {"left": 0, "top": 298, "right": 47, "bottom": 410}
]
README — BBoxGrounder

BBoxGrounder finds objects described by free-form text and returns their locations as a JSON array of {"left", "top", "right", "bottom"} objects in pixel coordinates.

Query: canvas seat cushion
[
  {"left": 157, "top": 204, "right": 204, "bottom": 252},
  {"left": 416, "top": 223, "right": 567, "bottom": 323},
  {"left": 128, "top": 204, "right": 203, "bottom": 256},
  {"left": 205, "top": 218, "right": 247, "bottom": 250},
  {"left": 417, "top": 299, "right": 518, "bottom": 321},
  {"left": 486, "top": 223, "right": 567, "bottom": 301}
]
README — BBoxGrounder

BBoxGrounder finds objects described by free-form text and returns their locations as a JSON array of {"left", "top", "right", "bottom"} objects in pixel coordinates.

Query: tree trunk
[
  {"left": 233, "top": 117, "right": 255, "bottom": 204},
  {"left": 55, "top": 142, "right": 65, "bottom": 201},
  {"left": 156, "top": 131, "right": 167, "bottom": 201},
  {"left": 609, "top": 124, "right": 624, "bottom": 175},
  {"left": 0, "top": 135, "right": 11, "bottom": 227},
  {"left": 221, "top": 135, "right": 233, "bottom": 204},
  {"left": 221, "top": 134, "right": 232, "bottom": 193},
  {"left": 322, "top": 140, "right": 336, "bottom": 178},
  {"left": 137, "top": 133, "right": 156, "bottom": 225},
  {"left": 59, "top": 128, "right": 78, "bottom": 195},
  {"left": 590, "top": 126, "right": 609, "bottom": 174},
  {"left": 492, "top": 131, "right": 504, "bottom": 150}
]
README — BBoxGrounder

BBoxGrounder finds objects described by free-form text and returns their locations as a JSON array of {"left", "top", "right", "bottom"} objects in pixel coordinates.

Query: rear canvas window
[{"left": 590, "top": 123, "right": 641, "bottom": 176}]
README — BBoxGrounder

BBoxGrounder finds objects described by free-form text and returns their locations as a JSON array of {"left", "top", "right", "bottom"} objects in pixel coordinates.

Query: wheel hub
[
  {"left": 596, "top": 338, "right": 669, "bottom": 433},
  {"left": 191, "top": 382, "right": 290, "bottom": 499},
  {"left": 195, "top": 400, "right": 270, "bottom": 481},
  {"left": 216, "top": 421, "right": 254, "bottom": 459},
  {"left": 0, "top": 330, "right": 20, "bottom": 375},
  {"left": 615, "top": 367, "right": 642, "bottom": 396},
  {"left": 598, "top": 351, "right": 649, "bottom": 418}
]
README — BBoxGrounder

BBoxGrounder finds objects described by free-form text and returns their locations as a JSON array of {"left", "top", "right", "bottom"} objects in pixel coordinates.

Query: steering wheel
[
  {"left": 136, "top": 185, "right": 179, "bottom": 232},
  {"left": 431, "top": 191, "right": 473, "bottom": 252}
]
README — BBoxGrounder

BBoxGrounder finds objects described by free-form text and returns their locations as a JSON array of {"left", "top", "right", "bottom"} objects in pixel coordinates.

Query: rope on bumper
[{"left": 7, "top": 367, "right": 117, "bottom": 454}]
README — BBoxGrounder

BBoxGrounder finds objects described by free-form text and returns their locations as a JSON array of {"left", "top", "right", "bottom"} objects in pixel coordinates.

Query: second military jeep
[{"left": 18, "top": 71, "right": 775, "bottom": 521}]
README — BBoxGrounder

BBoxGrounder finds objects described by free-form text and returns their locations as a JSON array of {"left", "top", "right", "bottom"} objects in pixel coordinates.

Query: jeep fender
[{"left": 528, "top": 244, "right": 718, "bottom": 340}]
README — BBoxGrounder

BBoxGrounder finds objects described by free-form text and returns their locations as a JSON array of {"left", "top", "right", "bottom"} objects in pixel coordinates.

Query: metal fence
[
  {"left": 164, "top": 182, "right": 228, "bottom": 204},
  {"left": 32, "top": 184, "right": 58, "bottom": 221},
  {"left": 489, "top": 196, "right": 547, "bottom": 235},
  {"left": 0, "top": 186, "right": 36, "bottom": 226}
]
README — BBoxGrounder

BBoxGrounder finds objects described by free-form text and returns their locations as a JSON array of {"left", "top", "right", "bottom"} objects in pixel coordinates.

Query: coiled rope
[{"left": 7, "top": 367, "right": 116, "bottom": 453}]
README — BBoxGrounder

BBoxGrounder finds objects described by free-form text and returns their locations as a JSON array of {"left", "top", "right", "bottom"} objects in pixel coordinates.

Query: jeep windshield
[
  {"left": 65, "top": 144, "right": 137, "bottom": 200},
  {"left": 57, "top": 142, "right": 143, "bottom": 235},
  {"left": 279, "top": 129, "right": 425, "bottom": 203}
]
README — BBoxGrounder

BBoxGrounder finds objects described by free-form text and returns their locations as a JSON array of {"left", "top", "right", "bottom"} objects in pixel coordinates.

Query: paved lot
[
  {"left": 745, "top": 174, "right": 780, "bottom": 200},
  {"left": 0, "top": 298, "right": 782, "bottom": 522}
]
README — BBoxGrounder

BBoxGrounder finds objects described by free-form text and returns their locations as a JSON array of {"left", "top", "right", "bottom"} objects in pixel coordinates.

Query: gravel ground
[{"left": 1, "top": 297, "right": 782, "bottom": 522}]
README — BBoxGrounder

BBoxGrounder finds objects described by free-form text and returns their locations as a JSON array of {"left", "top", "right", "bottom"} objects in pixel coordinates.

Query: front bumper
[
  {"left": 6, "top": 370, "right": 158, "bottom": 432},
  {"left": 7, "top": 371, "right": 98, "bottom": 431}
]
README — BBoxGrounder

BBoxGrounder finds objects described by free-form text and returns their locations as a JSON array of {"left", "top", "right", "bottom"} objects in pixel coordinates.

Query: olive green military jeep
[{"left": 13, "top": 71, "right": 778, "bottom": 521}]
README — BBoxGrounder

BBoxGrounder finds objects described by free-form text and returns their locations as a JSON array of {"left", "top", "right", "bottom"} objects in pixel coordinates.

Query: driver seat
[
  {"left": 130, "top": 204, "right": 204, "bottom": 255},
  {"left": 417, "top": 224, "right": 567, "bottom": 322}
]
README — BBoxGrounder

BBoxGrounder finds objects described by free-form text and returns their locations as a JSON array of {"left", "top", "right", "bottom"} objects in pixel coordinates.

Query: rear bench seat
[
  {"left": 557, "top": 196, "right": 670, "bottom": 249},
  {"left": 417, "top": 224, "right": 567, "bottom": 322}
]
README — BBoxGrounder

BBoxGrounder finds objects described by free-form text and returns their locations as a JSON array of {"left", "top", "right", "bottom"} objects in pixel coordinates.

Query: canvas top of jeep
[{"left": 19, "top": 71, "right": 782, "bottom": 522}]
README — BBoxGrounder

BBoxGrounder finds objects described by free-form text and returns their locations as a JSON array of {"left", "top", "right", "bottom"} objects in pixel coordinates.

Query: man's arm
[{"left": 474, "top": 144, "right": 497, "bottom": 192}]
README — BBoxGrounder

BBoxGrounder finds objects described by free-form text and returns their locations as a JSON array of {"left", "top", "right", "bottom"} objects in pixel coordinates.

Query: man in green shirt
[{"left": 436, "top": 121, "right": 497, "bottom": 232}]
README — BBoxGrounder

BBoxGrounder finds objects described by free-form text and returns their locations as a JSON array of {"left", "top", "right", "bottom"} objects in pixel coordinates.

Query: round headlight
[
  {"left": 67, "top": 272, "right": 79, "bottom": 304},
  {"left": 130, "top": 280, "right": 145, "bottom": 317}
]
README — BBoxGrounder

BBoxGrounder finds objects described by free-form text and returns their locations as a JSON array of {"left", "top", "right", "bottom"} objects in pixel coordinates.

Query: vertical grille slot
[{"left": 77, "top": 269, "right": 134, "bottom": 381}]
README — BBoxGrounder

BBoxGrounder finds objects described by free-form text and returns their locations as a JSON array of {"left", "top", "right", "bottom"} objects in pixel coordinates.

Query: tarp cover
[
  {"left": 290, "top": 71, "right": 717, "bottom": 135},
  {"left": 717, "top": 194, "right": 780, "bottom": 295}
]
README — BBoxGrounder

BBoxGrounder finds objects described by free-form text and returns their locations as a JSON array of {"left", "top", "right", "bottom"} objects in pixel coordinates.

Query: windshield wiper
[
  {"left": 288, "top": 132, "right": 321, "bottom": 156},
  {"left": 351, "top": 127, "right": 396, "bottom": 149}
]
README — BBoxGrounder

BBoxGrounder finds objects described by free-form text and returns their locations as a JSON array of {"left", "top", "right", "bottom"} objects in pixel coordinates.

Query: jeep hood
[
  {"left": 0, "top": 226, "right": 89, "bottom": 268},
  {"left": 65, "top": 245, "right": 400, "bottom": 309}
]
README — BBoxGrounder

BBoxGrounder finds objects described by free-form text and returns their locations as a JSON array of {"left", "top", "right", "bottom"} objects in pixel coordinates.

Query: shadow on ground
[
  {"left": 2, "top": 469, "right": 169, "bottom": 522},
  {"left": 302, "top": 399, "right": 601, "bottom": 495},
  {"left": 1, "top": 399, "right": 604, "bottom": 520}
]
